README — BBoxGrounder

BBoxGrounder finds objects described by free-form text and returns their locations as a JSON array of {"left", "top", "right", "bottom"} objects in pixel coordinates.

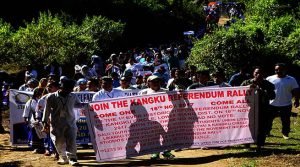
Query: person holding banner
[
  {"left": 139, "top": 75, "right": 175, "bottom": 160},
  {"left": 42, "top": 79, "right": 81, "bottom": 166},
  {"left": 22, "top": 87, "right": 44, "bottom": 154},
  {"left": 241, "top": 67, "right": 275, "bottom": 151}
]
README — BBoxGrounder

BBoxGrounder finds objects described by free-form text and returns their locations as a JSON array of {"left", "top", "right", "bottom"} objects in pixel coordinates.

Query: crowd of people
[{"left": 0, "top": 42, "right": 299, "bottom": 165}]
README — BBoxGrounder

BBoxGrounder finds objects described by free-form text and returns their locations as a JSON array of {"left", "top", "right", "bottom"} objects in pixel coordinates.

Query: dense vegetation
[
  {"left": 188, "top": 0, "right": 300, "bottom": 77},
  {"left": 0, "top": 0, "right": 206, "bottom": 68},
  {"left": 0, "top": 13, "right": 124, "bottom": 66}
]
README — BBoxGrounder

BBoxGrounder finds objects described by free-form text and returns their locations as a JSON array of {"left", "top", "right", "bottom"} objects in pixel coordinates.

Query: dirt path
[
  {"left": 2, "top": 111, "right": 300, "bottom": 167},
  {"left": 0, "top": 110, "right": 231, "bottom": 167},
  {"left": 0, "top": 132, "right": 231, "bottom": 167}
]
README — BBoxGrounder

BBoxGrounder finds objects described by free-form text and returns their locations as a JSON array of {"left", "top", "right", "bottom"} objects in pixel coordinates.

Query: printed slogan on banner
[{"left": 86, "top": 87, "right": 258, "bottom": 162}]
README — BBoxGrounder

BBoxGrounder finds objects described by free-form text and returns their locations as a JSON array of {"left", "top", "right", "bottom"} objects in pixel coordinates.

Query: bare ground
[{"left": 1, "top": 111, "right": 300, "bottom": 167}]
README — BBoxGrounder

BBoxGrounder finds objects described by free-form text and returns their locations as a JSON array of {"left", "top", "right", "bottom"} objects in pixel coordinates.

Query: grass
[{"left": 226, "top": 107, "right": 300, "bottom": 167}]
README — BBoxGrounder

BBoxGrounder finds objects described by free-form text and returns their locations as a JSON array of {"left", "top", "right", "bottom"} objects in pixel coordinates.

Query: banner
[
  {"left": 75, "top": 90, "right": 140, "bottom": 144},
  {"left": 9, "top": 89, "right": 140, "bottom": 145},
  {"left": 9, "top": 90, "right": 33, "bottom": 145},
  {"left": 75, "top": 92, "right": 95, "bottom": 144},
  {"left": 86, "top": 87, "right": 258, "bottom": 162}
]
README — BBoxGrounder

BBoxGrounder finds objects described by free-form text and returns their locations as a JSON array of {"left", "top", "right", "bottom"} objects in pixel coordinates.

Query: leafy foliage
[
  {"left": 188, "top": 0, "right": 300, "bottom": 77},
  {"left": 0, "top": 12, "right": 124, "bottom": 66}
]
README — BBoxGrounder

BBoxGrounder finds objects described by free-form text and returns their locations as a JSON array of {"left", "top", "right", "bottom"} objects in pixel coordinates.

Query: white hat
[
  {"left": 147, "top": 75, "right": 161, "bottom": 82},
  {"left": 74, "top": 65, "right": 81, "bottom": 72}
]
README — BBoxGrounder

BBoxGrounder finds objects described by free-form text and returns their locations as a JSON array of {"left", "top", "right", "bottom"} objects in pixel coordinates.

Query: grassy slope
[{"left": 226, "top": 108, "right": 300, "bottom": 167}]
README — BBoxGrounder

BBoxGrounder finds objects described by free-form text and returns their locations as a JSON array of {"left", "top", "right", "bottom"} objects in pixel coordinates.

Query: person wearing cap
[
  {"left": 23, "top": 87, "right": 44, "bottom": 154},
  {"left": 74, "top": 78, "right": 88, "bottom": 92},
  {"left": 116, "top": 76, "right": 136, "bottom": 90},
  {"left": 42, "top": 79, "right": 81, "bottom": 165},
  {"left": 92, "top": 76, "right": 123, "bottom": 101},
  {"left": 139, "top": 75, "right": 175, "bottom": 160}
]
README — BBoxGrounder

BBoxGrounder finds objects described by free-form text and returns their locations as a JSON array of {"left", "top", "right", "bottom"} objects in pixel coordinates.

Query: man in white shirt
[
  {"left": 42, "top": 79, "right": 81, "bottom": 166},
  {"left": 92, "top": 76, "right": 123, "bottom": 101},
  {"left": 266, "top": 63, "right": 299, "bottom": 139}
]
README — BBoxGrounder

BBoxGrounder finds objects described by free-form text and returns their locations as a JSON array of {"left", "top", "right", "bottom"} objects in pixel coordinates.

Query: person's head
[
  {"left": 154, "top": 52, "right": 162, "bottom": 60},
  {"left": 101, "top": 76, "right": 113, "bottom": 91},
  {"left": 128, "top": 58, "right": 135, "bottom": 65},
  {"left": 77, "top": 78, "right": 87, "bottom": 91},
  {"left": 74, "top": 65, "right": 82, "bottom": 73},
  {"left": 47, "top": 81, "right": 60, "bottom": 93},
  {"left": 212, "top": 70, "right": 226, "bottom": 84},
  {"left": 175, "top": 69, "right": 185, "bottom": 79},
  {"left": 198, "top": 70, "right": 210, "bottom": 84},
  {"left": 192, "top": 75, "right": 198, "bottom": 83},
  {"left": 110, "top": 72, "right": 119, "bottom": 79},
  {"left": 120, "top": 77, "right": 130, "bottom": 89},
  {"left": 27, "top": 79, "right": 39, "bottom": 89},
  {"left": 274, "top": 63, "right": 287, "bottom": 78},
  {"left": 252, "top": 66, "right": 264, "bottom": 81},
  {"left": 60, "top": 79, "right": 76, "bottom": 94},
  {"left": 147, "top": 75, "right": 161, "bottom": 91},
  {"left": 39, "top": 78, "right": 48, "bottom": 88},
  {"left": 81, "top": 65, "right": 89, "bottom": 74},
  {"left": 60, "top": 76, "right": 68, "bottom": 84},
  {"left": 87, "top": 78, "right": 99, "bottom": 92},
  {"left": 136, "top": 75, "right": 143, "bottom": 85},
  {"left": 32, "top": 87, "right": 44, "bottom": 99},
  {"left": 123, "top": 69, "right": 133, "bottom": 80},
  {"left": 170, "top": 68, "right": 178, "bottom": 78}
]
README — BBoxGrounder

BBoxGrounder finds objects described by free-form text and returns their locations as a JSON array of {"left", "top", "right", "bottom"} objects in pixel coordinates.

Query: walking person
[
  {"left": 23, "top": 87, "right": 44, "bottom": 153},
  {"left": 266, "top": 63, "right": 299, "bottom": 139},
  {"left": 42, "top": 79, "right": 81, "bottom": 165},
  {"left": 241, "top": 67, "right": 275, "bottom": 151},
  {"left": 139, "top": 75, "right": 175, "bottom": 160}
]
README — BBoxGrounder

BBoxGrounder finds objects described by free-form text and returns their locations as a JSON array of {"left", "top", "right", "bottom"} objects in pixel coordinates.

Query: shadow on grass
[
  {"left": 76, "top": 148, "right": 300, "bottom": 166},
  {"left": 0, "top": 161, "right": 22, "bottom": 167}
]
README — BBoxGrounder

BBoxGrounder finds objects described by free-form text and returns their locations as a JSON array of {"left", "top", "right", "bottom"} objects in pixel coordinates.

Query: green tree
[
  {"left": 188, "top": 0, "right": 300, "bottom": 76},
  {"left": 7, "top": 12, "right": 124, "bottom": 66}
]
